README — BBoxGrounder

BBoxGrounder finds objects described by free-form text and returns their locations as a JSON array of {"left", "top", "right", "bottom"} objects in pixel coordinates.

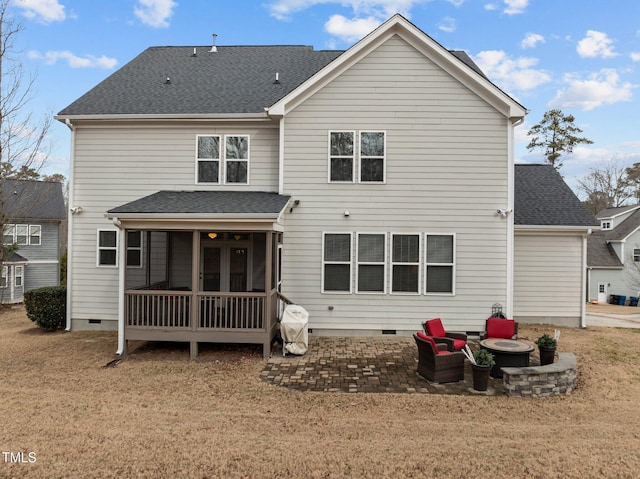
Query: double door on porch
[{"left": 201, "top": 240, "right": 251, "bottom": 293}]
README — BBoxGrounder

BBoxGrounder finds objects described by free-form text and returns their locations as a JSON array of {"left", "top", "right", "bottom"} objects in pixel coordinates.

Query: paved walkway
[
  {"left": 586, "top": 303, "right": 640, "bottom": 328},
  {"left": 261, "top": 337, "right": 516, "bottom": 395}
]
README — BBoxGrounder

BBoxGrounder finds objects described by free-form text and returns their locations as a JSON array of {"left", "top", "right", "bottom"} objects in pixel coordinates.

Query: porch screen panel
[{"left": 323, "top": 233, "right": 352, "bottom": 292}]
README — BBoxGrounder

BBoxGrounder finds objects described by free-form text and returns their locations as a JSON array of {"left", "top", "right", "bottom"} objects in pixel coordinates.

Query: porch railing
[{"left": 125, "top": 290, "right": 270, "bottom": 331}]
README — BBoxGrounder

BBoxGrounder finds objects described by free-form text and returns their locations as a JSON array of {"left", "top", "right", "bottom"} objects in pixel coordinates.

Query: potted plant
[
  {"left": 471, "top": 349, "right": 495, "bottom": 391},
  {"left": 535, "top": 333, "right": 558, "bottom": 366}
]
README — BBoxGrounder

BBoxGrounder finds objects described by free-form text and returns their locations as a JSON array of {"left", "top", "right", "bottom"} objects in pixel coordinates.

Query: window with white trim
[
  {"left": 601, "top": 220, "right": 611, "bottom": 230},
  {"left": 3, "top": 224, "right": 15, "bottom": 245},
  {"left": 322, "top": 233, "right": 352, "bottom": 293},
  {"left": 15, "top": 266, "right": 23, "bottom": 287},
  {"left": 1, "top": 266, "right": 7, "bottom": 288},
  {"left": 360, "top": 131, "right": 385, "bottom": 183},
  {"left": 425, "top": 234, "right": 455, "bottom": 294},
  {"left": 127, "top": 230, "right": 143, "bottom": 268},
  {"left": 196, "top": 135, "right": 220, "bottom": 183},
  {"left": 391, "top": 234, "right": 420, "bottom": 294},
  {"left": 329, "top": 131, "right": 355, "bottom": 182},
  {"left": 16, "top": 225, "right": 28, "bottom": 245},
  {"left": 97, "top": 230, "right": 118, "bottom": 267},
  {"left": 225, "top": 135, "right": 249, "bottom": 184},
  {"left": 29, "top": 225, "right": 41, "bottom": 246},
  {"left": 356, "top": 233, "right": 386, "bottom": 293},
  {"left": 634, "top": 248, "right": 640, "bottom": 262}
]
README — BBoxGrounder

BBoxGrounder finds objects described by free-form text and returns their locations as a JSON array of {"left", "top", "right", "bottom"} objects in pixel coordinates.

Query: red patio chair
[
  {"left": 480, "top": 317, "right": 518, "bottom": 340},
  {"left": 423, "top": 318, "right": 467, "bottom": 351},
  {"left": 413, "top": 332, "right": 465, "bottom": 383}
]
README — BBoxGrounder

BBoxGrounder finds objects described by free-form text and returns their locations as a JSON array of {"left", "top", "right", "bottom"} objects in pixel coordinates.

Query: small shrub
[
  {"left": 24, "top": 286, "right": 66, "bottom": 331},
  {"left": 473, "top": 349, "right": 495, "bottom": 367}
]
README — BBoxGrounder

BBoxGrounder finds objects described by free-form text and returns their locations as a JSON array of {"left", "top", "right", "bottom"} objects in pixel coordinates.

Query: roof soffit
[{"left": 268, "top": 14, "right": 527, "bottom": 120}]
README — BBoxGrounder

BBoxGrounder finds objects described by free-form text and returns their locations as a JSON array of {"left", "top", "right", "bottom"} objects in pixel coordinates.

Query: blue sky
[{"left": 12, "top": 0, "right": 640, "bottom": 195}]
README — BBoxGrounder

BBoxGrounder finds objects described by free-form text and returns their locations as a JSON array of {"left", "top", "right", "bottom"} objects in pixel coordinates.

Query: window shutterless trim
[
  {"left": 328, "top": 130, "right": 356, "bottom": 183},
  {"left": 390, "top": 233, "right": 421, "bottom": 295},
  {"left": 355, "top": 232, "right": 387, "bottom": 294},
  {"left": 424, "top": 233, "right": 456, "bottom": 295},
  {"left": 15, "top": 224, "right": 28, "bottom": 245},
  {"left": 321, "top": 232, "right": 353, "bottom": 294},
  {"left": 14, "top": 265, "right": 23, "bottom": 287},
  {"left": 195, "top": 134, "right": 221, "bottom": 185},
  {"left": 29, "top": 225, "right": 41, "bottom": 246},
  {"left": 0, "top": 266, "right": 7, "bottom": 288},
  {"left": 358, "top": 130, "right": 386, "bottom": 184},
  {"left": 126, "top": 230, "right": 143, "bottom": 269},
  {"left": 223, "top": 134, "right": 250, "bottom": 185},
  {"left": 96, "top": 229, "right": 119, "bottom": 268}
]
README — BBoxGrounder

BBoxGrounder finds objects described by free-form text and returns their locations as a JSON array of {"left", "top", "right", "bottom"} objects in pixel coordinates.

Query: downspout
[
  {"left": 581, "top": 229, "right": 592, "bottom": 328},
  {"left": 112, "top": 217, "right": 126, "bottom": 355},
  {"left": 505, "top": 118, "right": 518, "bottom": 317},
  {"left": 64, "top": 119, "right": 76, "bottom": 332}
]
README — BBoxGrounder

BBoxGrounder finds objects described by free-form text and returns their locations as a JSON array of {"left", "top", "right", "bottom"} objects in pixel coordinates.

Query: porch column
[
  {"left": 190, "top": 230, "right": 200, "bottom": 359},
  {"left": 263, "top": 232, "right": 274, "bottom": 358}
]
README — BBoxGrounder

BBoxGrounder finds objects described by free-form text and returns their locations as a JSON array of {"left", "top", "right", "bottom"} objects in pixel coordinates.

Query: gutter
[{"left": 55, "top": 112, "right": 270, "bottom": 123}]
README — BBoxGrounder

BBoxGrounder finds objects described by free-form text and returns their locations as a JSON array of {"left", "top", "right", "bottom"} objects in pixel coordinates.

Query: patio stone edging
[{"left": 501, "top": 352, "right": 577, "bottom": 398}]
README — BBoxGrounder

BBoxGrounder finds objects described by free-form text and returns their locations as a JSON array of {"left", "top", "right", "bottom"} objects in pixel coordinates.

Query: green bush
[{"left": 24, "top": 286, "right": 67, "bottom": 331}]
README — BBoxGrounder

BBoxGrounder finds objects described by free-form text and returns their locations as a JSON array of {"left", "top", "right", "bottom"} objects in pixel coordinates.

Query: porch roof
[{"left": 107, "top": 191, "right": 291, "bottom": 224}]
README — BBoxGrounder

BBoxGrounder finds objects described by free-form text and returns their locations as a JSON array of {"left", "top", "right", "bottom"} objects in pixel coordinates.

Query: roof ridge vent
[{"left": 209, "top": 34, "right": 217, "bottom": 53}]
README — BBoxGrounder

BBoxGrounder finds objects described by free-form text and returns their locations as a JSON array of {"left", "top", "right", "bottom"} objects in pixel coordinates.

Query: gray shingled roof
[
  {"left": 596, "top": 204, "right": 640, "bottom": 219},
  {"left": 588, "top": 207, "right": 640, "bottom": 268},
  {"left": 514, "top": 164, "right": 598, "bottom": 227},
  {"left": 1, "top": 179, "right": 66, "bottom": 220},
  {"left": 57, "top": 45, "right": 487, "bottom": 117},
  {"left": 58, "top": 46, "right": 344, "bottom": 116},
  {"left": 108, "top": 191, "right": 291, "bottom": 216}
]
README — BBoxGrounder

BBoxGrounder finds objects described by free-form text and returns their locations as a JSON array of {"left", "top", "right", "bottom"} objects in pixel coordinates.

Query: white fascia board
[
  {"left": 268, "top": 14, "right": 527, "bottom": 121},
  {"left": 55, "top": 112, "right": 270, "bottom": 124},
  {"left": 515, "top": 225, "right": 595, "bottom": 235}
]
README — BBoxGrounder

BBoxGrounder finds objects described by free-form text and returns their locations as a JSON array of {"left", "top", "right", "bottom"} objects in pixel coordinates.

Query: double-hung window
[
  {"left": 1, "top": 266, "right": 7, "bottom": 288},
  {"left": 634, "top": 248, "right": 640, "bottom": 262},
  {"left": 360, "top": 131, "right": 385, "bottom": 182},
  {"left": 391, "top": 234, "right": 420, "bottom": 294},
  {"left": 322, "top": 233, "right": 352, "bottom": 293},
  {"left": 425, "top": 234, "right": 455, "bottom": 294},
  {"left": 225, "top": 135, "right": 249, "bottom": 184},
  {"left": 97, "top": 230, "right": 118, "bottom": 267},
  {"left": 196, "top": 135, "right": 220, "bottom": 183},
  {"left": 356, "top": 233, "right": 386, "bottom": 293},
  {"left": 127, "top": 231, "right": 143, "bottom": 268},
  {"left": 3, "top": 224, "right": 15, "bottom": 245},
  {"left": 29, "top": 225, "right": 41, "bottom": 245},
  {"left": 15, "top": 266, "right": 23, "bottom": 287},
  {"left": 329, "top": 131, "right": 355, "bottom": 182},
  {"left": 16, "top": 225, "right": 28, "bottom": 245}
]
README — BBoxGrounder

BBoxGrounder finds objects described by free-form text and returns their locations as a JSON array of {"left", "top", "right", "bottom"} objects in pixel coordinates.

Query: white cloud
[
  {"left": 438, "top": 16, "right": 456, "bottom": 33},
  {"left": 577, "top": 30, "right": 617, "bottom": 59},
  {"left": 14, "top": 0, "right": 66, "bottom": 23},
  {"left": 267, "top": 0, "right": 427, "bottom": 21},
  {"left": 447, "top": 0, "right": 464, "bottom": 6},
  {"left": 503, "top": 0, "right": 528, "bottom": 15},
  {"left": 549, "top": 69, "right": 635, "bottom": 111},
  {"left": 134, "top": 0, "right": 177, "bottom": 28},
  {"left": 324, "top": 14, "right": 381, "bottom": 43},
  {"left": 521, "top": 33, "right": 544, "bottom": 49},
  {"left": 472, "top": 50, "right": 551, "bottom": 92},
  {"left": 484, "top": 3, "right": 498, "bottom": 11},
  {"left": 28, "top": 50, "right": 117, "bottom": 69},
  {"left": 631, "top": 52, "right": 640, "bottom": 62}
]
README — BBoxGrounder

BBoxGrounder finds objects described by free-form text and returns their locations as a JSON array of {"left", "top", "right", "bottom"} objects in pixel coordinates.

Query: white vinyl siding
[
  {"left": 356, "top": 233, "right": 386, "bottom": 293},
  {"left": 322, "top": 233, "right": 353, "bottom": 293},
  {"left": 281, "top": 34, "right": 510, "bottom": 332},
  {"left": 425, "top": 233, "right": 455, "bottom": 294}
]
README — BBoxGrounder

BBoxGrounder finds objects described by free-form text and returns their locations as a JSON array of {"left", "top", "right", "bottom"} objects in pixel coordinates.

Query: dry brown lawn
[{"left": 1, "top": 306, "right": 640, "bottom": 479}]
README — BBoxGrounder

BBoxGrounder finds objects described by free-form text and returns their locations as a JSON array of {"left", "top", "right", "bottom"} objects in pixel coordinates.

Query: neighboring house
[
  {"left": 587, "top": 205, "right": 640, "bottom": 303},
  {"left": 56, "top": 15, "right": 594, "bottom": 358},
  {"left": 1, "top": 179, "right": 67, "bottom": 303}
]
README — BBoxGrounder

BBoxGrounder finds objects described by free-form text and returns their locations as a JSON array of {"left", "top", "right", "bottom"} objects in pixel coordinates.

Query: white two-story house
[{"left": 56, "top": 15, "right": 596, "bottom": 358}]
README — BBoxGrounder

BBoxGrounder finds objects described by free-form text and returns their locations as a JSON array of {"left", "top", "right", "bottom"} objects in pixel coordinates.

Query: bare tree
[
  {"left": 577, "top": 159, "right": 634, "bottom": 215},
  {"left": 0, "top": 0, "right": 54, "bottom": 296}
]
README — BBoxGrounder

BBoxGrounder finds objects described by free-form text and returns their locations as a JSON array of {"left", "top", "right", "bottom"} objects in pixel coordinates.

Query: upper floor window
[
  {"left": 225, "top": 135, "right": 249, "bottom": 184},
  {"left": 329, "top": 131, "right": 386, "bottom": 183},
  {"left": 2, "top": 224, "right": 41, "bottom": 246},
  {"left": 601, "top": 220, "right": 611, "bottom": 230},
  {"left": 329, "top": 131, "right": 355, "bottom": 182},
  {"left": 197, "top": 135, "right": 220, "bottom": 184},
  {"left": 97, "top": 230, "right": 118, "bottom": 267},
  {"left": 360, "top": 131, "right": 385, "bottom": 182},
  {"left": 425, "top": 234, "right": 455, "bottom": 294}
]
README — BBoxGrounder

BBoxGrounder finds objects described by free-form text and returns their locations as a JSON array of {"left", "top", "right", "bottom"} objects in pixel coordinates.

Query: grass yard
[{"left": 1, "top": 305, "right": 640, "bottom": 478}]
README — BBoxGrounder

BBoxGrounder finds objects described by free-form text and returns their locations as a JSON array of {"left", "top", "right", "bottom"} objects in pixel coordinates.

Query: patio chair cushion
[
  {"left": 424, "top": 318, "right": 447, "bottom": 338},
  {"left": 416, "top": 332, "right": 448, "bottom": 355},
  {"left": 486, "top": 317, "right": 516, "bottom": 339},
  {"left": 452, "top": 339, "right": 467, "bottom": 350}
]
